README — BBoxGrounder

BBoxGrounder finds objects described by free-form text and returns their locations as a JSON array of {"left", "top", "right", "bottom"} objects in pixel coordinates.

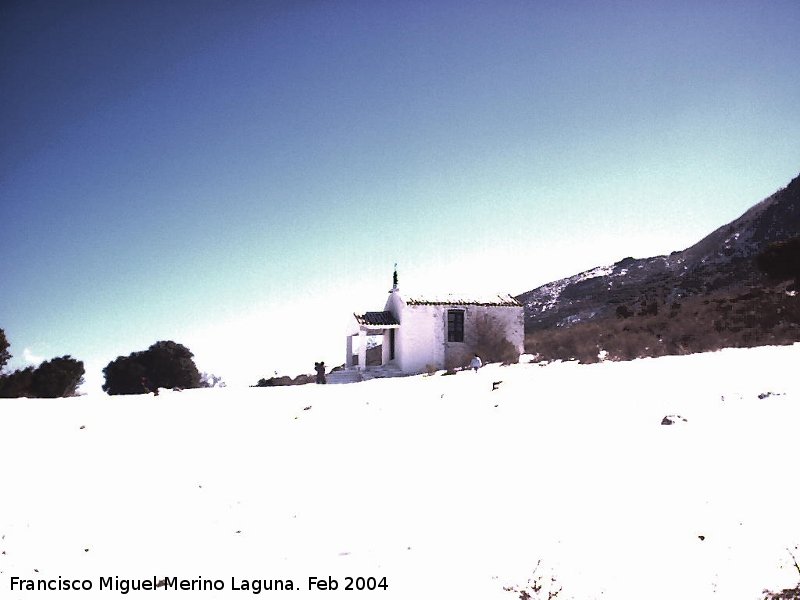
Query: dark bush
[
  {"left": 255, "top": 375, "right": 294, "bottom": 387},
  {"left": 0, "top": 366, "right": 35, "bottom": 398},
  {"left": 253, "top": 373, "right": 314, "bottom": 387},
  {"left": 31, "top": 356, "right": 85, "bottom": 398},
  {"left": 102, "top": 353, "right": 148, "bottom": 395},
  {"left": 0, "top": 329, "right": 85, "bottom": 397},
  {"left": 526, "top": 282, "right": 800, "bottom": 363},
  {"left": 103, "top": 341, "right": 202, "bottom": 395},
  {"left": 638, "top": 300, "right": 658, "bottom": 316},
  {"left": 141, "top": 341, "right": 201, "bottom": 390},
  {"left": 756, "top": 237, "right": 800, "bottom": 284},
  {"left": 616, "top": 305, "right": 633, "bottom": 319},
  {"left": 0, "top": 357, "right": 84, "bottom": 398},
  {"left": 473, "top": 314, "right": 520, "bottom": 364}
]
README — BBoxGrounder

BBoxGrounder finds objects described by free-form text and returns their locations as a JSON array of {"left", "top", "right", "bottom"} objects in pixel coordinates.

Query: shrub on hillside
[
  {"left": 103, "top": 341, "right": 202, "bottom": 395},
  {"left": 615, "top": 305, "right": 634, "bottom": 319},
  {"left": 526, "top": 283, "right": 800, "bottom": 363},
  {"left": 473, "top": 314, "right": 521, "bottom": 364},
  {"left": 756, "top": 237, "right": 800, "bottom": 286},
  {"left": 527, "top": 323, "right": 604, "bottom": 364},
  {"left": 445, "top": 346, "right": 472, "bottom": 371}
]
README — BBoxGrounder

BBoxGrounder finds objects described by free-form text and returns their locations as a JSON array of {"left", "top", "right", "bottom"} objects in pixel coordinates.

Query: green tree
[
  {"left": 0, "top": 329, "right": 84, "bottom": 398},
  {"left": 31, "top": 356, "right": 85, "bottom": 398},
  {"left": 142, "top": 341, "right": 202, "bottom": 390},
  {"left": 102, "top": 341, "right": 202, "bottom": 395},
  {"left": 0, "top": 328, "right": 10, "bottom": 373},
  {"left": 0, "top": 366, "right": 34, "bottom": 398},
  {"left": 102, "top": 353, "right": 148, "bottom": 395},
  {"left": 0, "top": 358, "right": 84, "bottom": 398}
]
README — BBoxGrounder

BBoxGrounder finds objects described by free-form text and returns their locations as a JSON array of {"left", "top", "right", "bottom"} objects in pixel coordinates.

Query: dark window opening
[{"left": 447, "top": 310, "right": 464, "bottom": 342}]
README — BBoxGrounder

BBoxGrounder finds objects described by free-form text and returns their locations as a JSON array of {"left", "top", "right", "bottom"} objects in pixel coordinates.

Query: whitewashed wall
[
  {"left": 397, "top": 306, "right": 440, "bottom": 373},
  {"left": 382, "top": 290, "right": 524, "bottom": 374}
]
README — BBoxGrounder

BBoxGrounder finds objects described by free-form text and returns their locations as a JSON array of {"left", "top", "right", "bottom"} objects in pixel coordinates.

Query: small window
[{"left": 447, "top": 310, "right": 464, "bottom": 342}]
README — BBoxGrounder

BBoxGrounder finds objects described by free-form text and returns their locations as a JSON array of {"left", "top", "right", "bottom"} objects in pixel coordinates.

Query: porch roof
[{"left": 354, "top": 311, "right": 400, "bottom": 328}]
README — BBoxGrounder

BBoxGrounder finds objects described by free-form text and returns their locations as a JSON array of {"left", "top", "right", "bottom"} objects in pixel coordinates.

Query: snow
[
  {"left": 526, "top": 264, "right": 614, "bottom": 314},
  {"left": 1, "top": 344, "right": 799, "bottom": 599}
]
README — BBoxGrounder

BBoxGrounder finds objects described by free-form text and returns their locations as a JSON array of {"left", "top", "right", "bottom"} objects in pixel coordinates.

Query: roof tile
[
  {"left": 405, "top": 293, "right": 521, "bottom": 307},
  {"left": 354, "top": 311, "right": 399, "bottom": 326}
]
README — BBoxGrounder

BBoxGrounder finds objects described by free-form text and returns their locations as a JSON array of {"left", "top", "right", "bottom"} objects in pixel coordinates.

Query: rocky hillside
[{"left": 517, "top": 173, "right": 800, "bottom": 333}]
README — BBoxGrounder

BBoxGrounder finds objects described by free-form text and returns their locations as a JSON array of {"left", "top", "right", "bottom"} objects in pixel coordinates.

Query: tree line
[{"left": 1, "top": 330, "right": 213, "bottom": 398}]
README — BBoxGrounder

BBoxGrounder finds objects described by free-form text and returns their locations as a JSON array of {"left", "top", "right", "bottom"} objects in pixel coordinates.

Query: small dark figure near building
[
  {"left": 469, "top": 354, "right": 483, "bottom": 373},
  {"left": 314, "top": 361, "right": 327, "bottom": 384}
]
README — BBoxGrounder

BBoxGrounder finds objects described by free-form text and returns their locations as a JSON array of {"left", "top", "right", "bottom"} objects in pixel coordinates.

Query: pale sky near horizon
[{"left": 1, "top": 0, "right": 799, "bottom": 391}]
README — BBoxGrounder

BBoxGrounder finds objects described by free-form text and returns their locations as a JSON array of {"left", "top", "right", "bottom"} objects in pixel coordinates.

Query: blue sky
[{"left": 1, "top": 0, "right": 799, "bottom": 389}]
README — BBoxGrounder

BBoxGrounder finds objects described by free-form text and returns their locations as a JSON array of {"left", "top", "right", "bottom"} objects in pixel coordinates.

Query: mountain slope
[{"left": 517, "top": 173, "right": 800, "bottom": 333}]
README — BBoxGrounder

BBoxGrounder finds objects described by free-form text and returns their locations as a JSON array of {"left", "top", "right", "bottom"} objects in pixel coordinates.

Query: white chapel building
[{"left": 344, "top": 271, "right": 525, "bottom": 376}]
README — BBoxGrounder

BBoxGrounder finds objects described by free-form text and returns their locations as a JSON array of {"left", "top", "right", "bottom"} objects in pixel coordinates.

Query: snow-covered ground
[{"left": 2, "top": 344, "right": 799, "bottom": 599}]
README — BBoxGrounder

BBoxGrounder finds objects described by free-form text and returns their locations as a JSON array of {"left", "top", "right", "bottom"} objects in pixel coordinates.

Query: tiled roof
[
  {"left": 405, "top": 293, "right": 521, "bottom": 307},
  {"left": 354, "top": 311, "right": 399, "bottom": 326}
]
